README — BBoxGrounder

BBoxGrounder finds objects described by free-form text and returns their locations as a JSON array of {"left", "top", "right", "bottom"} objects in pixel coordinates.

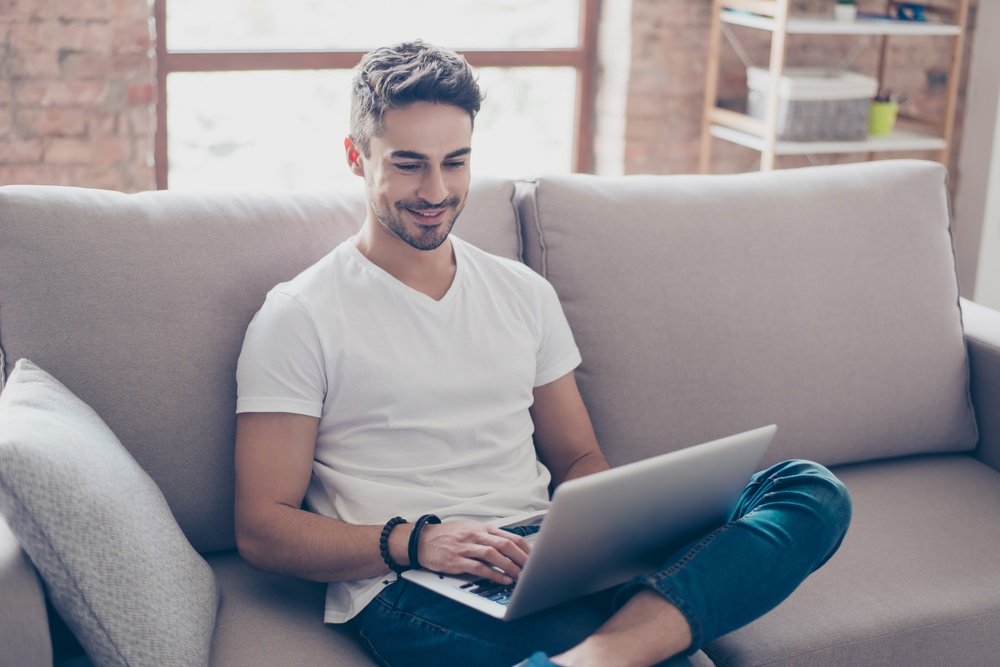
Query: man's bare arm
[
  {"left": 531, "top": 371, "right": 611, "bottom": 488},
  {"left": 234, "top": 412, "right": 528, "bottom": 584},
  {"left": 235, "top": 412, "right": 402, "bottom": 581}
]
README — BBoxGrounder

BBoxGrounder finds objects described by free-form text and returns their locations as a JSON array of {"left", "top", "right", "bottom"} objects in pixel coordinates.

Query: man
[{"left": 234, "top": 41, "right": 851, "bottom": 667}]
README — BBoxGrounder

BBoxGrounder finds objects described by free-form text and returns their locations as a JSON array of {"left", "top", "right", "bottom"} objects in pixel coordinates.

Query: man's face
[{"left": 350, "top": 101, "right": 473, "bottom": 252}]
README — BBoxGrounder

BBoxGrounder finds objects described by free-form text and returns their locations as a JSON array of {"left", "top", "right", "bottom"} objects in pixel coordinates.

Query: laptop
[{"left": 401, "top": 424, "right": 776, "bottom": 620}]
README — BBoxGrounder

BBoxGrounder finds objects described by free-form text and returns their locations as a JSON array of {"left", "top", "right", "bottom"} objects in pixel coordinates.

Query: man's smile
[
  {"left": 405, "top": 207, "right": 447, "bottom": 224},
  {"left": 397, "top": 197, "right": 461, "bottom": 227}
]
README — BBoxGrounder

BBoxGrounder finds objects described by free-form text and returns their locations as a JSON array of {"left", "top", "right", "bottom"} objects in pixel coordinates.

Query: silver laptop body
[{"left": 401, "top": 424, "right": 776, "bottom": 620}]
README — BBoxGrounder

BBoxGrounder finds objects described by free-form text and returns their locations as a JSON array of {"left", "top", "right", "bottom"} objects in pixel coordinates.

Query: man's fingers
[
  {"left": 484, "top": 535, "right": 530, "bottom": 571},
  {"left": 418, "top": 520, "right": 534, "bottom": 582},
  {"left": 465, "top": 543, "right": 523, "bottom": 579},
  {"left": 486, "top": 526, "right": 532, "bottom": 554},
  {"left": 462, "top": 559, "right": 516, "bottom": 586}
]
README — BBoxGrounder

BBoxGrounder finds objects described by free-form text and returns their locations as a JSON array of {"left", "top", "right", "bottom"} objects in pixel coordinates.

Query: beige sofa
[{"left": 1, "top": 159, "right": 998, "bottom": 666}]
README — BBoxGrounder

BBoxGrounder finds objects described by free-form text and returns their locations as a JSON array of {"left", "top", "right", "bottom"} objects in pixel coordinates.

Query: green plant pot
[{"left": 869, "top": 101, "right": 898, "bottom": 136}]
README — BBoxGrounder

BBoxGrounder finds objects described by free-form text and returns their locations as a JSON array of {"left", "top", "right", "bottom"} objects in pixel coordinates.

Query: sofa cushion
[
  {"left": 206, "top": 551, "right": 374, "bottom": 666},
  {"left": 962, "top": 297, "right": 1000, "bottom": 471},
  {"left": 0, "top": 179, "right": 520, "bottom": 552},
  {"left": 704, "top": 454, "right": 1000, "bottom": 666},
  {"left": 205, "top": 551, "right": 718, "bottom": 667},
  {"left": 0, "top": 515, "right": 52, "bottom": 666},
  {"left": 518, "top": 160, "right": 978, "bottom": 467},
  {"left": 0, "top": 359, "right": 220, "bottom": 667}
]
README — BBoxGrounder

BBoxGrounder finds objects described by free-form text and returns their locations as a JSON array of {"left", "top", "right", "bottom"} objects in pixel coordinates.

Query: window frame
[{"left": 153, "top": 0, "right": 599, "bottom": 189}]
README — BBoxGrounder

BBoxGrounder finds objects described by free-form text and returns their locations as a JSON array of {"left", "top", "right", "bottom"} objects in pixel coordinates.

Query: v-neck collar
[{"left": 346, "top": 236, "right": 465, "bottom": 308}]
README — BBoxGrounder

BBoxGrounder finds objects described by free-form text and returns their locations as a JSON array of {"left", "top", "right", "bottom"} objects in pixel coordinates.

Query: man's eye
[
  {"left": 444, "top": 161, "right": 466, "bottom": 169},
  {"left": 395, "top": 163, "right": 422, "bottom": 172}
]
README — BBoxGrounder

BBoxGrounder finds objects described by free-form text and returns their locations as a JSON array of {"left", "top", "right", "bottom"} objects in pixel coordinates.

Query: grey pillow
[{"left": 0, "top": 359, "right": 220, "bottom": 666}]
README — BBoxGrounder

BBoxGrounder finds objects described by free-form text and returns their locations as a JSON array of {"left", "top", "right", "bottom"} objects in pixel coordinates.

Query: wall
[
  {"left": 0, "top": 0, "right": 156, "bottom": 192},
  {"left": 592, "top": 0, "right": 632, "bottom": 176},
  {"left": 621, "top": 0, "right": 720, "bottom": 174},
  {"left": 972, "top": 100, "right": 1000, "bottom": 309},
  {"left": 954, "top": 0, "right": 1000, "bottom": 306}
]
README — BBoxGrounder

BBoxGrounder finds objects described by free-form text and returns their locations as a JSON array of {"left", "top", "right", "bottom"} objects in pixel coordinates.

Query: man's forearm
[
  {"left": 556, "top": 450, "right": 611, "bottom": 487},
  {"left": 237, "top": 506, "right": 530, "bottom": 587},
  {"left": 236, "top": 502, "right": 412, "bottom": 582}
]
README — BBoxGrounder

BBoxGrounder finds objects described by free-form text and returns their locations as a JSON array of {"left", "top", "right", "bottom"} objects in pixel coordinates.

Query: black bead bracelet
[{"left": 379, "top": 516, "right": 409, "bottom": 574}]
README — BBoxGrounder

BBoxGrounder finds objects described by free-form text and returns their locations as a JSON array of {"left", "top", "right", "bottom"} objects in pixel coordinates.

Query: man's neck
[{"left": 354, "top": 217, "right": 457, "bottom": 301}]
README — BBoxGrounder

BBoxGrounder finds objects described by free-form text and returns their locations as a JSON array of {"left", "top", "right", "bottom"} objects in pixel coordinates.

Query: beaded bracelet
[
  {"left": 379, "top": 516, "right": 409, "bottom": 574},
  {"left": 408, "top": 514, "right": 442, "bottom": 570}
]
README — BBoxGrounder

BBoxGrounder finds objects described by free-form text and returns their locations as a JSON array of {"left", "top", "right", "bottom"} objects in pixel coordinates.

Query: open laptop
[{"left": 402, "top": 424, "right": 776, "bottom": 620}]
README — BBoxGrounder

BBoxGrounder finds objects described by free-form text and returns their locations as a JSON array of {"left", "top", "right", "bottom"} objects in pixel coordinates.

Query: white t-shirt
[{"left": 235, "top": 235, "right": 582, "bottom": 622}]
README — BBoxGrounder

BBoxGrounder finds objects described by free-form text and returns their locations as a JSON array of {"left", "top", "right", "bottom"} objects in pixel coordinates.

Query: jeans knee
[
  {"left": 767, "top": 459, "right": 852, "bottom": 535},
  {"left": 801, "top": 462, "right": 852, "bottom": 546}
]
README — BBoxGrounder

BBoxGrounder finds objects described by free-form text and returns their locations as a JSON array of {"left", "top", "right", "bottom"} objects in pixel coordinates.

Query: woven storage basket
[{"left": 747, "top": 67, "right": 878, "bottom": 141}]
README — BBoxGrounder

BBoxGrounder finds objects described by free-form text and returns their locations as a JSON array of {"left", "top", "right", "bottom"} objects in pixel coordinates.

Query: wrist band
[
  {"left": 379, "top": 516, "right": 409, "bottom": 574},
  {"left": 408, "top": 514, "right": 442, "bottom": 570}
]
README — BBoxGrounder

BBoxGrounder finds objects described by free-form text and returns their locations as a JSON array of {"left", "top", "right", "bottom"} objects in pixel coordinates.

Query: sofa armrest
[
  {"left": 962, "top": 298, "right": 1000, "bottom": 471},
  {"left": 0, "top": 516, "right": 52, "bottom": 665}
]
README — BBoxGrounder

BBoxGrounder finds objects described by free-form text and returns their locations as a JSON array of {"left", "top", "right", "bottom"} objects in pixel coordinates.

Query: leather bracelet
[
  {"left": 407, "top": 514, "right": 442, "bottom": 570},
  {"left": 379, "top": 516, "right": 409, "bottom": 574}
]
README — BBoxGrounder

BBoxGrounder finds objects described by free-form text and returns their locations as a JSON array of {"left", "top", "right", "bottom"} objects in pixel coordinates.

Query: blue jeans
[{"left": 349, "top": 460, "right": 852, "bottom": 667}]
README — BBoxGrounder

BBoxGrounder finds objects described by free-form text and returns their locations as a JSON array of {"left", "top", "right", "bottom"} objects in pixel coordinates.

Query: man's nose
[{"left": 418, "top": 167, "right": 448, "bottom": 205}]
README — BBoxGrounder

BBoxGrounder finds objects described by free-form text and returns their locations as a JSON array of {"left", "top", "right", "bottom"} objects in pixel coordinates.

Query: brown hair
[{"left": 350, "top": 41, "right": 482, "bottom": 156}]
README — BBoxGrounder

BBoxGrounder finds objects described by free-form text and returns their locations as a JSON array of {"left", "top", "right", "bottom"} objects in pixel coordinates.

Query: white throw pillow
[{"left": 0, "top": 359, "right": 219, "bottom": 667}]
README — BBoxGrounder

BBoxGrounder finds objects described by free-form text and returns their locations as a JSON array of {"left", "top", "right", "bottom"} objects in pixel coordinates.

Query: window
[{"left": 154, "top": 0, "right": 598, "bottom": 190}]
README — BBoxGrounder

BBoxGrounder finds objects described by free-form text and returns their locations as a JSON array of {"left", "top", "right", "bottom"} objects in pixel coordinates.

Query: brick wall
[{"left": 0, "top": 0, "right": 155, "bottom": 192}]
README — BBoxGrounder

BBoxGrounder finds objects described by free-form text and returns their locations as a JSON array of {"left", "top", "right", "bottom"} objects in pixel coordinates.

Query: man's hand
[{"left": 416, "top": 520, "right": 531, "bottom": 585}]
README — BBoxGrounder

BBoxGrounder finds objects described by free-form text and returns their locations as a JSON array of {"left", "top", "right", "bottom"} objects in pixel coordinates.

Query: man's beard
[{"left": 375, "top": 196, "right": 464, "bottom": 251}]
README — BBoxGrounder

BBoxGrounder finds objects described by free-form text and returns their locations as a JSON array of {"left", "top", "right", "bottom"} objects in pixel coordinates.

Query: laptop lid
[{"left": 403, "top": 424, "right": 776, "bottom": 620}]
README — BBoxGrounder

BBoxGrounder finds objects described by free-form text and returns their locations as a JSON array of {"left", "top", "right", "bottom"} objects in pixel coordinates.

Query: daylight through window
[{"left": 155, "top": 0, "right": 598, "bottom": 190}]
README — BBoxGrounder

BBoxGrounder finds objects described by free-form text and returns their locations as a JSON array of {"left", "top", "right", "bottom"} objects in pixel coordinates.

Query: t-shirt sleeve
[
  {"left": 235, "top": 289, "right": 327, "bottom": 417},
  {"left": 534, "top": 279, "right": 582, "bottom": 387}
]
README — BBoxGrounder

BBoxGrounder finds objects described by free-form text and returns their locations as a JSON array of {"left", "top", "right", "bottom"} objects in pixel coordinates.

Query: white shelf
[
  {"left": 721, "top": 12, "right": 962, "bottom": 36},
  {"left": 709, "top": 124, "right": 947, "bottom": 155}
]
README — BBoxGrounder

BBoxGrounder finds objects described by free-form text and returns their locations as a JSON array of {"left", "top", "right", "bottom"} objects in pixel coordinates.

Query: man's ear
[{"left": 344, "top": 137, "right": 364, "bottom": 176}]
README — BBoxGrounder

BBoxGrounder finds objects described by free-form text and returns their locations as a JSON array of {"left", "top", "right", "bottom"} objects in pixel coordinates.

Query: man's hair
[{"left": 350, "top": 41, "right": 482, "bottom": 157}]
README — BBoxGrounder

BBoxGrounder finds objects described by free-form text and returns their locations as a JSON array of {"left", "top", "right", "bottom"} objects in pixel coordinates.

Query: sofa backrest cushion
[
  {"left": 0, "top": 179, "right": 520, "bottom": 553},
  {"left": 518, "top": 160, "right": 978, "bottom": 467}
]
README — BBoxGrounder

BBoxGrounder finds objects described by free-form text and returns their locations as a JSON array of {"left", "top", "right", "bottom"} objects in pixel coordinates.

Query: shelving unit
[{"left": 699, "top": 0, "right": 970, "bottom": 173}]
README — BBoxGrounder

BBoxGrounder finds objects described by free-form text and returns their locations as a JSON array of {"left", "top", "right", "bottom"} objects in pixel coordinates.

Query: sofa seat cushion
[
  {"left": 0, "top": 516, "right": 51, "bottom": 666},
  {"left": 704, "top": 454, "right": 1000, "bottom": 666},
  {"left": 207, "top": 550, "right": 720, "bottom": 667},
  {"left": 207, "top": 551, "right": 374, "bottom": 666}
]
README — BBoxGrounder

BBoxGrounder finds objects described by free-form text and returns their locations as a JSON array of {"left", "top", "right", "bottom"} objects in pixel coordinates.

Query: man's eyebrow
[
  {"left": 389, "top": 150, "right": 428, "bottom": 160},
  {"left": 388, "top": 148, "right": 472, "bottom": 161}
]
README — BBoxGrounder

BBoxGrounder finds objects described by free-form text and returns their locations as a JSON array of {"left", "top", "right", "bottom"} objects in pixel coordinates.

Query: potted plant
[{"left": 835, "top": 0, "right": 858, "bottom": 21}]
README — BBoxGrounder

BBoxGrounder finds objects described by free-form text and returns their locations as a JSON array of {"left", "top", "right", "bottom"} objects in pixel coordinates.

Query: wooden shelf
[
  {"left": 709, "top": 124, "right": 947, "bottom": 155},
  {"left": 721, "top": 11, "right": 962, "bottom": 36},
  {"left": 701, "top": 0, "right": 969, "bottom": 172}
]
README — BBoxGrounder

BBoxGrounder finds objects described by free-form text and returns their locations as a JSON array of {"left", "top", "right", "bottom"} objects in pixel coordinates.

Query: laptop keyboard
[
  {"left": 462, "top": 579, "right": 516, "bottom": 606},
  {"left": 457, "top": 523, "right": 536, "bottom": 607}
]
